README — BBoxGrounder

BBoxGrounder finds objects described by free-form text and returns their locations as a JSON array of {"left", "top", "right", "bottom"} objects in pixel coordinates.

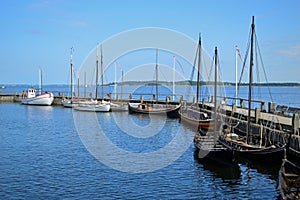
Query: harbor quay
[{"left": 1, "top": 91, "right": 300, "bottom": 160}]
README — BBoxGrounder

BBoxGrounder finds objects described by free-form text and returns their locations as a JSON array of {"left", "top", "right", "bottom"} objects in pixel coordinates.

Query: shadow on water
[
  {"left": 193, "top": 149, "right": 241, "bottom": 181},
  {"left": 237, "top": 157, "right": 281, "bottom": 181}
]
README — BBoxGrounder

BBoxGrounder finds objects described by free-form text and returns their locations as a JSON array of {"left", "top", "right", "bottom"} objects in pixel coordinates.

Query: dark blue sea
[{"left": 0, "top": 85, "right": 299, "bottom": 199}]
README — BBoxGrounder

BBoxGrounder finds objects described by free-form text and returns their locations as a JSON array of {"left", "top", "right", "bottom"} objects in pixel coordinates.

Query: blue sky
[{"left": 0, "top": 0, "right": 299, "bottom": 84}]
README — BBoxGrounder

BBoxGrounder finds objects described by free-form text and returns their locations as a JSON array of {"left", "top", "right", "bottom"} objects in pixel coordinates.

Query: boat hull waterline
[
  {"left": 21, "top": 92, "right": 54, "bottom": 106},
  {"left": 128, "top": 103, "right": 181, "bottom": 118}
]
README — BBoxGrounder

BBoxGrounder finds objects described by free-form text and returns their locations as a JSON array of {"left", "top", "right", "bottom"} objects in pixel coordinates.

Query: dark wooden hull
[
  {"left": 219, "top": 135, "right": 285, "bottom": 163},
  {"left": 278, "top": 159, "right": 300, "bottom": 199},
  {"left": 194, "top": 134, "right": 235, "bottom": 166},
  {"left": 128, "top": 103, "right": 181, "bottom": 118},
  {"left": 179, "top": 110, "right": 214, "bottom": 131},
  {"left": 195, "top": 147, "right": 235, "bottom": 166}
]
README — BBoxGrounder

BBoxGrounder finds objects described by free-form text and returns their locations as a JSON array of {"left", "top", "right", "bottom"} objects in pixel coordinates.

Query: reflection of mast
[
  {"left": 247, "top": 16, "right": 255, "bottom": 144},
  {"left": 196, "top": 33, "right": 201, "bottom": 102}
]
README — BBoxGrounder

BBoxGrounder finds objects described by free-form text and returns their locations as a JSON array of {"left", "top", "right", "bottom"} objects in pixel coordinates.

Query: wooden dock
[
  {"left": 191, "top": 97, "right": 300, "bottom": 159},
  {"left": 1, "top": 92, "right": 299, "bottom": 159}
]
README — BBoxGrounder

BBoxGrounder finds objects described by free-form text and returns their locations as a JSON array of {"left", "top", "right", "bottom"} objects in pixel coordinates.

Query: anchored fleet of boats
[{"left": 16, "top": 16, "right": 299, "bottom": 199}]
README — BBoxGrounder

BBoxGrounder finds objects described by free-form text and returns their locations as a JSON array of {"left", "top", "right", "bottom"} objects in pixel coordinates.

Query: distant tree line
[{"left": 106, "top": 80, "right": 300, "bottom": 87}]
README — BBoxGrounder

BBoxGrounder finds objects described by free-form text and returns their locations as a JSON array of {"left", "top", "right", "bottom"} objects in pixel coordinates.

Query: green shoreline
[
  {"left": 1, "top": 81, "right": 299, "bottom": 87},
  {"left": 105, "top": 81, "right": 300, "bottom": 87}
]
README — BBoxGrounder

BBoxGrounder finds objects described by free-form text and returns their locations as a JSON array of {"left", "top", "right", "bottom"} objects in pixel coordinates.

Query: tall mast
[
  {"left": 77, "top": 77, "right": 79, "bottom": 98},
  {"left": 196, "top": 33, "right": 201, "bottom": 102},
  {"left": 101, "top": 45, "right": 104, "bottom": 99},
  {"left": 121, "top": 70, "right": 124, "bottom": 101},
  {"left": 155, "top": 48, "right": 158, "bottom": 102},
  {"left": 39, "top": 67, "right": 43, "bottom": 94},
  {"left": 70, "top": 47, "right": 74, "bottom": 100},
  {"left": 214, "top": 47, "right": 218, "bottom": 133},
  {"left": 247, "top": 16, "right": 255, "bottom": 144},
  {"left": 235, "top": 45, "right": 238, "bottom": 106},
  {"left": 84, "top": 71, "right": 86, "bottom": 97},
  {"left": 95, "top": 45, "right": 99, "bottom": 100},
  {"left": 114, "top": 62, "right": 117, "bottom": 99},
  {"left": 173, "top": 56, "right": 176, "bottom": 101}
]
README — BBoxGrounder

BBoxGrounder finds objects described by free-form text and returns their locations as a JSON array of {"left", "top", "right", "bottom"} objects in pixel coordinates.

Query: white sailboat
[
  {"left": 74, "top": 45, "right": 110, "bottom": 112},
  {"left": 62, "top": 47, "right": 78, "bottom": 108},
  {"left": 20, "top": 68, "right": 54, "bottom": 106},
  {"left": 110, "top": 65, "right": 127, "bottom": 111}
]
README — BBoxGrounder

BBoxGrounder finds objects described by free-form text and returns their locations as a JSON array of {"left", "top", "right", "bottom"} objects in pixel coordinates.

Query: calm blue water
[{"left": 0, "top": 85, "right": 299, "bottom": 199}]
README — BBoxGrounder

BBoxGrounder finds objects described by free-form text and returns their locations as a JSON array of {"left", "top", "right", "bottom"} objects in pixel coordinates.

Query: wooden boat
[
  {"left": 219, "top": 131, "right": 284, "bottom": 163},
  {"left": 128, "top": 48, "right": 180, "bottom": 118},
  {"left": 194, "top": 133, "right": 235, "bottom": 166},
  {"left": 128, "top": 102, "right": 180, "bottom": 118},
  {"left": 179, "top": 34, "right": 213, "bottom": 130},
  {"left": 179, "top": 106, "right": 214, "bottom": 131},
  {"left": 278, "top": 158, "right": 300, "bottom": 199},
  {"left": 218, "top": 16, "right": 285, "bottom": 163},
  {"left": 278, "top": 131, "right": 300, "bottom": 199},
  {"left": 193, "top": 47, "right": 235, "bottom": 165},
  {"left": 20, "top": 69, "right": 54, "bottom": 106}
]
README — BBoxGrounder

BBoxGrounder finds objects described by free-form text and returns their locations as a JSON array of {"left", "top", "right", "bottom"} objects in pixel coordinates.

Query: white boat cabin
[{"left": 22, "top": 88, "right": 37, "bottom": 98}]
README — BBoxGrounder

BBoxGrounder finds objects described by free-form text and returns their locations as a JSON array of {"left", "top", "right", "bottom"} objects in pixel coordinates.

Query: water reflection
[
  {"left": 237, "top": 157, "right": 281, "bottom": 180},
  {"left": 193, "top": 149, "right": 280, "bottom": 199},
  {"left": 193, "top": 150, "right": 241, "bottom": 181}
]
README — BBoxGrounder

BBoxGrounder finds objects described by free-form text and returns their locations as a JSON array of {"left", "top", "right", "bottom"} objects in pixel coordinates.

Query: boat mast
[
  {"left": 39, "top": 67, "right": 43, "bottom": 94},
  {"left": 121, "top": 70, "right": 124, "bottom": 100},
  {"left": 173, "top": 56, "right": 176, "bottom": 101},
  {"left": 156, "top": 48, "right": 158, "bottom": 102},
  {"left": 77, "top": 77, "right": 80, "bottom": 98},
  {"left": 214, "top": 47, "right": 218, "bottom": 134},
  {"left": 70, "top": 47, "right": 74, "bottom": 101},
  {"left": 84, "top": 71, "right": 86, "bottom": 97},
  {"left": 196, "top": 33, "right": 201, "bottom": 103},
  {"left": 247, "top": 16, "right": 255, "bottom": 144},
  {"left": 101, "top": 45, "right": 104, "bottom": 100},
  {"left": 235, "top": 45, "right": 238, "bottom": 106},
  {"left": 95, "top": 45, "right": 99, "bottom": 100},
  {"left": 114, "top": 62, "right": 117, "bottom": 99}
]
